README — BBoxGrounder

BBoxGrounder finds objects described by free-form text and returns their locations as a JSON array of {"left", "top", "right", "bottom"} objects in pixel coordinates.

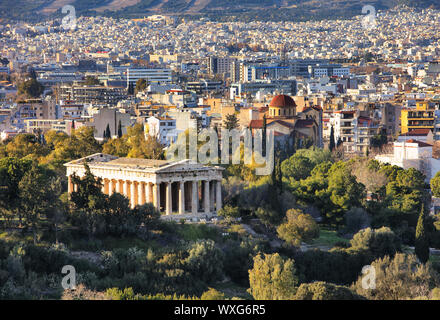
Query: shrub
[
  {"left": 294, "top": 281, "right": 364, "bottom": 300},
  {"left": 277, "top": 208, "right": 319, "bottom": 246},
  {"left": 343, "top": 207, "right": 371, "bottom": 235},
  {"left": 352, "top": 253, "right": 440, "bottom": 300},
  {"left": 349, "top": 227, "right": 401, "bottom": 259},
  {"left": 248, "top": 253, "right": 298, "bottom": 300}
]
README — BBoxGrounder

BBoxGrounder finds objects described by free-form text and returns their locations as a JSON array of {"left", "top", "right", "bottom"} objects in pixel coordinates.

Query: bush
[
  {"left": 349, "top": 227, "right": 401, "bottom": 259},
  {"left": 352, "top": 253, "right": 440, "bottom": 300},
  {"left": 343, "top": 207, "right": 371, "bottom": 236},
  {"left": 200, "top": 288, "right": 226, "bottom": 300},
  {"left": 248, "top": 253, "right": 298, "bottom": 300},
  {"left": 183, "top": 240, "right": 224, "bottom": 283},
  {"left": 277, "top": 208, "right": 319, "bottom": 246},
  {"left": 294, "top": 281, "right": 364, "bottom": 300},
  {"left": 294, "top": 248, "right": 371, "bottom": 285}
]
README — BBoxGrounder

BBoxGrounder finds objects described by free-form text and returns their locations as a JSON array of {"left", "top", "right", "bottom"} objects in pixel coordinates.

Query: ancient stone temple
[{"left": 65, "top": 153, "right": 223, "bottom": 216}]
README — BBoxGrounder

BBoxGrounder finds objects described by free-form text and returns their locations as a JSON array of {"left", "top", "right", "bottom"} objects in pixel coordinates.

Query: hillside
[{"left": 1, "top": 0, "right": 439, "bottom": 22}]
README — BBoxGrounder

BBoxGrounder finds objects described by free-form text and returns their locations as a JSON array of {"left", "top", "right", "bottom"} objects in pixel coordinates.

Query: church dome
[
  {"left": 269, "top": 95, "right": 296, "bottom": 108},
  {"left": 268, "top": 94, "right": 296, "bottom": 118}
]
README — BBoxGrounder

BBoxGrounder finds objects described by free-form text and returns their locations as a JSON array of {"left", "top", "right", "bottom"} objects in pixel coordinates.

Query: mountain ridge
[{"left": 1, "top": 0, "right": 439, "bottom": 22}]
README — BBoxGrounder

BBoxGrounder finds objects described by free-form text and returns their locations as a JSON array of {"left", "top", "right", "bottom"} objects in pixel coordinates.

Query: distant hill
[{"left": 1, "top": 0, "right": 440, "bottom": 22}]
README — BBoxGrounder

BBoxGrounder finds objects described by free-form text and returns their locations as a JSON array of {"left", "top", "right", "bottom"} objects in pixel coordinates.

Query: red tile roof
[
  {"left": 249, "top": 119, "right": 264, "bottom": 128},
  {"left": 269, "top": 95, "right": 296, "bottom": 108},
  {"left": 401, "top": 128, "right": 432, "bottom": 136},
  {"left": 404, "top": 139, "right": 433, "bottom": 147}
]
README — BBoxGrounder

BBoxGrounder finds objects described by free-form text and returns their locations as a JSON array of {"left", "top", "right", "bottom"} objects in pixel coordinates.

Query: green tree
[
  {"left": 415, "top": 204, "right": 430, "bottom": 263},
  {"left": 117, "top": 120, "right": 123, "bottom": 138},
  {"left": 103, "top": 124, "right": 164, "bottom": 160},
  {"left": 134, "top": 78, "right": 147, "bottom": 94},
  {"left": 218, "top": 205, "right": 240, "bottom": 219},
  {"left": 84, "top": 76, "right": 101, "bottom": 85},
  {"left": 326, "top": 161, "right": 366, "bottom": 224},
  {"left": 105, "top": 124, "right": 111, "bottom": 140},
  {"left": 70, "top": 163, "right": 107, "bottom": 238},
  {"left": 248, "top": 253, "right": 298, "bottom": 300},
  {"left": 18, "top": 163, "right": 60, "bottom": 244},
  {"left": 184, "top": 240, "right": 224, "bottom": 283},
  {"left": 17, "top": 79, "right": 43, "bottom": 98},
  {"left": 5, "top": 133, "right": 50, "bottom": 159},
  {"left": 223, "top": 113, "right": 239, "bottom": 130},
  {"left": 349, "top": 227, "right": 401, "bottom": 259},
  {"left": 329, "top": 125, "right": 335, "bottom": 151},
  {"left": 0, "top": 157, "right": 32, "bottom": 228},
  {"left": 281, "top": 154, "right": 314, "bottom": 181},
  {"left": 431, "top": 171, "right": 440, "bottom": 197},
  {"left": 277, "top": 208, "right": 319, "bottom": 246}
]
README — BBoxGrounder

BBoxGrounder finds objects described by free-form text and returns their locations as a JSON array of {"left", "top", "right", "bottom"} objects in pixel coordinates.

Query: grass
[
  {"left": 213, "top": 281, "right": 253, "bottom": 300},
  {"left": 310, "top": 228, "right": 350, "bottom": 248},
  {"left": 69, "top": 235, "right": 160, "bottom": 251},
  {"left": 176, "top": 223, "right": 221, "bottom": 242}
]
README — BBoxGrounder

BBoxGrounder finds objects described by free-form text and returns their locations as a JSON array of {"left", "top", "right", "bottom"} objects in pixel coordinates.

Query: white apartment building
[
  {"left": 375, "top": 140, "right": 440, "bottom": 182},
  {"left": 146, "top": 116, "right": 177, "bottom": 146},
  {"left": 126, "top": 68, "right": 172, "bottom": 86},
  {"left": 326, "top": 110, "right": 379, "bottom": 154}
]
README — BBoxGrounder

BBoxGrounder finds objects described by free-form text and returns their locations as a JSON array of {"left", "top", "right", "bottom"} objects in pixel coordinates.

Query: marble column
[
  {"left": 101, "top": 179, "right": 107, "bottom": 194},
  {"left": 130, "top": 181, "right": 136, "bottom": 209},
  {"left": 115, "top": 180, "right": 121, "bottom": 194},
  {"left": 216, "top": 180, "right": 222, "bottom": 212},
  {"left": 68, "top": 176, "right": 73, "bottom": 193},
  {"left": 138, "top": 182, "right": 144, "bottom": 205},
  {"left": 204, "top": 180, "right": 210, "bottom": 214},
  {"left": 108, "top": 180, "right": 114, "bottom": 197},
  {"left": 153, "top": 183, "right": 160, "bottom": 212},
  {"left": 192, "top": 181, "right": 198, "bottom": 215},
  {"left": 179, "top": 181, "right": 185, "bottom": 215},
  {"left": 166, "top": 182, "right": 172, "bottom": 215},
  {"left": 210, "top": 181, "right": 215, "bottom": 211},
  {"left": 123, "top": 180, "right": 129, "bottom": 198},
  {"left": 145, "top": 183, "right": 151, "bottom": 204}
]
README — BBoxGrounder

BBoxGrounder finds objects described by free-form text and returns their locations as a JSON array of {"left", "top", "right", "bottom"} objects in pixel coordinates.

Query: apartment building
[
  {"left": 400, "top": 100, "right": 436, "bottom": 134},
  {"left": 58, "top": 85, "right": 127, "bottom": 106},
  {"left": 125, "top": 68, "right": 172, "bottom": 86}
]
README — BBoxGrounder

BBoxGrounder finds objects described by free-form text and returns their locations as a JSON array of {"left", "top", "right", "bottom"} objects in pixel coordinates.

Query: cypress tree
[
  {"left": 128, "top": 82, "right": 134, "bottom": 95},
  {"left": 105, "top": 123, "right": 111, "bottom": 140},
  {"left": 329, "top": 125, "right": 335, "bottom": 151},
  {"left": 117, "top": 120, "right": 123, "bottom": 138},
  {"left": 415, "top": 204, "right": 430, "bottom": 263},
  {"left": 262, "top": 114, "right": 267, "bottom": 156}
]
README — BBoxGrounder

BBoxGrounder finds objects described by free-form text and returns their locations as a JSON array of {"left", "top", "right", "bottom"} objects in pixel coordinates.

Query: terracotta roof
[
  {"left": 401, "top": 128, "right": 432, "bottom": 136},
  {"left": 404, "top": 139, "right": 433, "bottom": 148},
  {"left": 249, "top": 119, "right": 264, "bottom": 128},
  {"left": 269, "top": 94, "right": 296, "bottom": 108}
]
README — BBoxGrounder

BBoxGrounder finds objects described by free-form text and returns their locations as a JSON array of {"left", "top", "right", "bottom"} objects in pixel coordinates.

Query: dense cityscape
[{"left": 2, "top": 3, "right": 440, "bottom": 303}]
